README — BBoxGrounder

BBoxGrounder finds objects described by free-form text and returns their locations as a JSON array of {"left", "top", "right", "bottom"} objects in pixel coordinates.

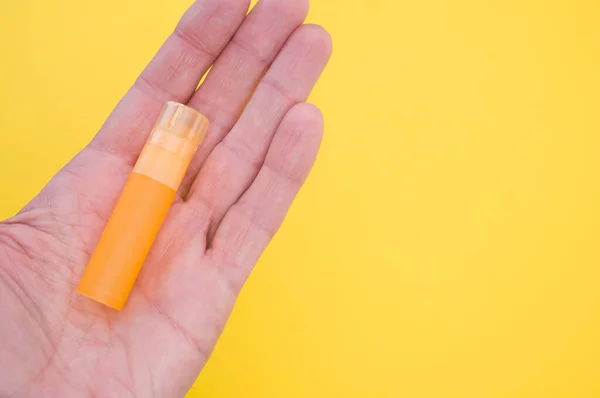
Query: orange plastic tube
[{"left": 77, "top": 102, "right": 209, "bottom": 310}]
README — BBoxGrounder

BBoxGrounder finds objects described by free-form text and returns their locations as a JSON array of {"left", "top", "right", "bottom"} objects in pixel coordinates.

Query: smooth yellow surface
[{"left": 2, "top": 0, "right": 600, "bottom": 396}]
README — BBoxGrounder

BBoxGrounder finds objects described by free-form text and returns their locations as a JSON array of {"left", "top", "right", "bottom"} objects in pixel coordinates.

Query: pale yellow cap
[{"left": 133, "top": 101, "right": 209, "bottom": 190}]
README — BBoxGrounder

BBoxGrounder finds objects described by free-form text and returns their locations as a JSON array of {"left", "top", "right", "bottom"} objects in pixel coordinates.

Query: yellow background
[{"left": 1, "top": 0, "right": 600, "bottom": 396}]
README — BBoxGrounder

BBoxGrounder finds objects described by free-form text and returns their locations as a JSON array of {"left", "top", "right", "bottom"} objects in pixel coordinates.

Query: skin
[{"left": 0, "top": 0, "right": 331, "bottom": 396}]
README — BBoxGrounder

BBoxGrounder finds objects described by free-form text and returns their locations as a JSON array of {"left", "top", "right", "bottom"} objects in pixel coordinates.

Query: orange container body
[
  {"left": 77, "top": 173, "right": 175, "bottom": 310},
  {"left": 77, "top": 102, "right": 208, "bottom": 310}
]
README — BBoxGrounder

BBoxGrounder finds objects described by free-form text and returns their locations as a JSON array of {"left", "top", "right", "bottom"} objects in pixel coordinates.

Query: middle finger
[{"left": 180, "top": 0, "right": 309, "bottom": 198}]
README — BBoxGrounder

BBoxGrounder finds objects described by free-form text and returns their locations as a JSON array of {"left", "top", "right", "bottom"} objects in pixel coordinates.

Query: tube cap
[{"left": 134, "top": 101, "right": 209, "bottom": 190}]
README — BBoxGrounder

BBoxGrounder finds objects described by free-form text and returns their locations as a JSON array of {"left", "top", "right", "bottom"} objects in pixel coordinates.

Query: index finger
[{"left": 89, "top": 0, "right": 250, "bottom": 164}]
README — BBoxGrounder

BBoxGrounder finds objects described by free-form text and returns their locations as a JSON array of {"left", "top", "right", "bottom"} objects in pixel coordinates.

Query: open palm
[{"left": 0, "top": 0, "right": 331, "bottom": 396}]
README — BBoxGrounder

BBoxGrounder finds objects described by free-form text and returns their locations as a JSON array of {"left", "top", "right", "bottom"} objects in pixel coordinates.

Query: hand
[{"left": 0, "top": 0, "right": 331, "bottom": 396}]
